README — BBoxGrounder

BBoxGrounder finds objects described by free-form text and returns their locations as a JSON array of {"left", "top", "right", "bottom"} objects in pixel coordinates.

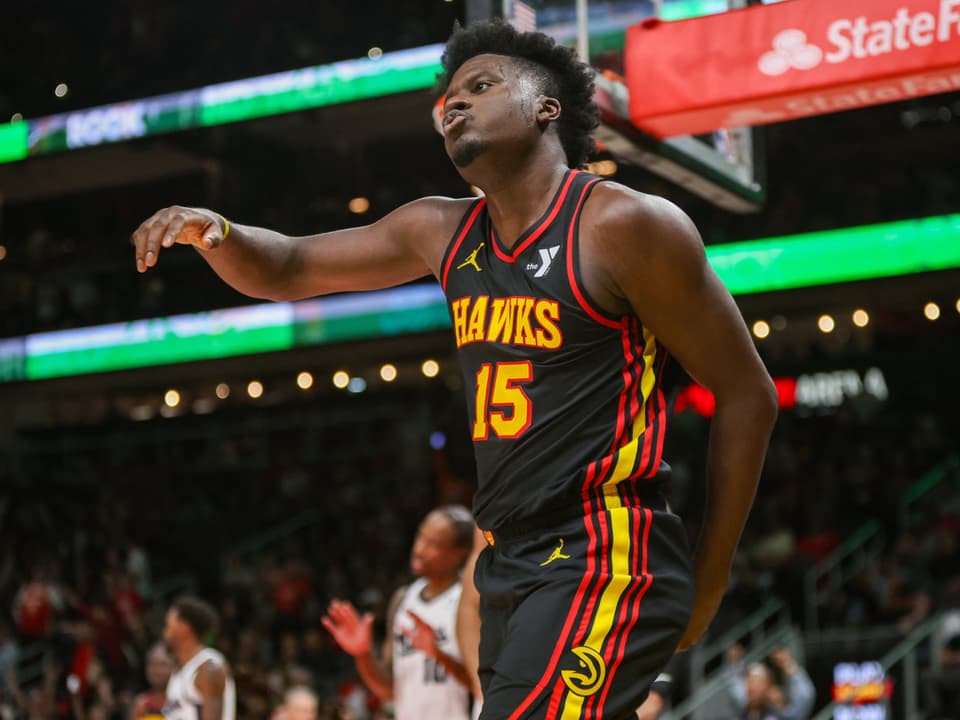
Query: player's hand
[
  {"left": 321, "top": 599, "right": 374, "bottom": 657},
  {"left": 131, "top": 205, "right": 225, "bottom": 273},
  {"left": 402, "top": 610, "right": 438, "bottom": 659}
]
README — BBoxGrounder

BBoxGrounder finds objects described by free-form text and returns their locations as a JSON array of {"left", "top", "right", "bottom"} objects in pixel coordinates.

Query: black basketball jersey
[{"left": 440, "top": 169, "right": 668, "bottom": 530}]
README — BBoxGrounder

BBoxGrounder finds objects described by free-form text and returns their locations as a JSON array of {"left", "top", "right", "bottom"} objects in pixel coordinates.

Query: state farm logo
[
  {"left": 759, "top": 29, "right": 823, "bottom": 75},
  {"left": 758, "top": 0, "right": 960, "bottom": 76}
]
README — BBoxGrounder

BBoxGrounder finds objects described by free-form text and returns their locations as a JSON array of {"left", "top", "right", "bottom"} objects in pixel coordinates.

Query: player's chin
[{"left": 410, "top": 558, "right": 425, "bottom": 576}]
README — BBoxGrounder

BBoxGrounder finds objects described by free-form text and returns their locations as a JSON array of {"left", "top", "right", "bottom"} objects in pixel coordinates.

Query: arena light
[
  {"left": 347, "top": 377, "right": 367, "bottom": 393},
  {"left": 215, "top": 382, "right": 231, "bottom": 399},
  {"left": 380, "top": 363, "right": 398, "bottom": 382},
  {"left": 752, "top": 320, "right": 770, "bottom": 339},
  {"left": 247, "top": 380, "right": 264, "bottom": 398},
  {"left": 818, "top": 314, "right": 835, "bottom": 333},
  {"left": 54, "top": 83, "right": 69, "bottom": 98},
  {"left": 348, "top": 197, "right": 370, "bottom": 214},
  {"left": 924, "top": 301, "right": 940, "bottom": 321},
  {"left": 852, "top": 309, "right": 869, "bottom": 328},
  {"left": 296, "top": 371, "right": 314, "bottom": 390},
  {"left": 164, "top": 389, "right": 181, "bottom": 408},
  {"left": 332, "top": 370, "right": 350, "bottom": 389},
  {"left": 367, "top": 47, "right": 383, "bottom": 60},
  {"left": 0, "top": 245, "right": 6, "bottom": 261},
  {"left": 422, "top": 359, "right": 440, "bottom": 378},
  {"left": 956, "top": 298, "right": 960, "bottom": 315}
]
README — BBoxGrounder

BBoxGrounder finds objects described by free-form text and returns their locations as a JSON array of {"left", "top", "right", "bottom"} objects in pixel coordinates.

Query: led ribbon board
[
  {"left": 0, "top": 214, "right": 957, "bottom": 382},
  {"left": 0, "top": 44, "right": 445, "bottom": 164}
]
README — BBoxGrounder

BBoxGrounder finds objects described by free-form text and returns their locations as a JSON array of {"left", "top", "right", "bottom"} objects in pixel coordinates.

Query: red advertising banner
[{"left": 625, "top": 0, "right": 960, "bottom": 137}]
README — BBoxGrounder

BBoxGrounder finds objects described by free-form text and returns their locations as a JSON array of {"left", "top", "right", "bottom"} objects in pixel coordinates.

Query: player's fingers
[
  {"left": 132, "top": 211, "right": 163, "bottom": 273},
  {"left": 406, "top": 610, "right": 428, "bottom": 627},
  {"left": 162, "top": 213, "right": 188, "bottom": 249},
  {"left": 142, "top": 211, "right": 173, "bottom": 269},
  {"left": 327, "top": 603, "right": 349, "bottom": 624}
]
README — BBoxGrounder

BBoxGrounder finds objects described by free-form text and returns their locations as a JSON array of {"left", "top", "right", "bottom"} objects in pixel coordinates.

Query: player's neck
[
  {"left": 421, "top": 574, "right": 458, "bottom": 601},
  {"left": 175, "top": 638, "right": 204, "bottom": 667},
  {"left": 481, "top": 161, "right": 569, "bottom": 250}
]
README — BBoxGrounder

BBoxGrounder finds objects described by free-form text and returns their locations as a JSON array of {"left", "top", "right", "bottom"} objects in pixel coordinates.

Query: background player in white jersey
[
  {"left": 322, "top": 505, "right": 475, "bottom": 720},
  {"left": 162, "top": 595, "right": 236, "bottom": 720}
]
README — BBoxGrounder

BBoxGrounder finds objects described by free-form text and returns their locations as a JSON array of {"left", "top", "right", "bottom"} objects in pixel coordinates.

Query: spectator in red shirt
[
  {"left": 130, "top": 643, "right": 173, "bottom": 720},
  {"left": 271, "top": 559, "right": 311, "bottom": 633}
]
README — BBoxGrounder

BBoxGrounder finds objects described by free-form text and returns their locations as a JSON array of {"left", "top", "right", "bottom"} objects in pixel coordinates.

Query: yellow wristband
[{"left": 216, "top": 213, "right": 230, "bottom": 240}]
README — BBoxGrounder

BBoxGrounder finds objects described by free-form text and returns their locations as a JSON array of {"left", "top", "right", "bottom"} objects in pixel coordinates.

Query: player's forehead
[
  {"left": 419, "top": 511, "right": 455, "bottom": 538},
  {"left": 450, "top": 53, "right": 515, "bottom": 85}
]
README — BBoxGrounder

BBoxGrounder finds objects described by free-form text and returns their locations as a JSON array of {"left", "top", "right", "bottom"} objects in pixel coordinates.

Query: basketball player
[
  {"left": 162, "top": 596, "right": 236, "bottom": 720},
  {"left": 321, "top": 505, "right": 474, "bottom": 720},
  {"left": 132, "top": 19, "right": 778, "bottom": 719}
]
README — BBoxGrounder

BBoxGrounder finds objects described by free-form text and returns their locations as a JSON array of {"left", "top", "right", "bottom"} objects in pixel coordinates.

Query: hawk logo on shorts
[
  {"left": 457, "top": 242, "right": 484, "bottom": 273},
  {"left": 540, "top": 538, "right": 571, "bottom": 567},
  {"left": 561, "top": 645, "right": 606, "bottom": 696}
]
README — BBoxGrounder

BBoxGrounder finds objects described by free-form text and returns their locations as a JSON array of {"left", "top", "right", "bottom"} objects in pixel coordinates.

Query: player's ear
[{"left": 537, "top": 96, "right": 562, "bottom": 124}]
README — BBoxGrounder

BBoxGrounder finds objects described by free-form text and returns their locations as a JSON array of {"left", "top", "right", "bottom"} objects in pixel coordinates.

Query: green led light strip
[
  {"left": 709, "top": 214, "right": 960, "bottom": 295},
  {"left": 0, "top": 44, "right": 445, "bottom": 164},
  {"left": 0, "top": 214, "right": 956, "bottom": 383}
]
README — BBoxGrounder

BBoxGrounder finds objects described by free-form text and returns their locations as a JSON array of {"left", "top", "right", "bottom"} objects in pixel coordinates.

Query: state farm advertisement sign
[{"left": 625, "top": 0, "right": 960, "bottom": 137}]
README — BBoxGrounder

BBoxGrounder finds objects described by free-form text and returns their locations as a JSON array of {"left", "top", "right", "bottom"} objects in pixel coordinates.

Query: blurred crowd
[{"left": 0, "top": 381, "right": 956, "bottom": 719}]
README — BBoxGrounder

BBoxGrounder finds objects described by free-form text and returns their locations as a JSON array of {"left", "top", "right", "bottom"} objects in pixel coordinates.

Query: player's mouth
[{"left": 443, "top": 110, "right": 469, "bottom": 135}]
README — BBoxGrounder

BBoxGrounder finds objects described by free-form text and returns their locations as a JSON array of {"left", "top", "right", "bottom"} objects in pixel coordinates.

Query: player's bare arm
[
  {"left": 321, "top": 593, "right": 398, "bottom": 701},
  {"left": 581, "top": 183, "right": 778, "bottom": 650},
  {"left": 455, "top": 527, "right": 486, "bottom": 700},
  {"left": 194, "top": 660, "right": 227, "bottom": 720},
  {"left": 131, "top": 196, "right": 474, "bottom": 299}
]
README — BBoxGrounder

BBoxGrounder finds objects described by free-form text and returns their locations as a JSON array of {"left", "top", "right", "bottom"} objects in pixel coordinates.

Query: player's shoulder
[
  {"left": 583, "top": 181, "right": 705, "bottom": 268},
  {"left": 585, "top": 181, "right": 694, "bottom": 236},
  {"left": 395, "top": 195, "right": 481, "bottom": 229}
]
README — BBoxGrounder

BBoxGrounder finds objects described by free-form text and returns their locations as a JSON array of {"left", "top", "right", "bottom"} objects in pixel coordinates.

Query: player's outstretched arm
[
  {"left": 131, "top": 197, "right": 471, "bottom": 300},
  {"left": 585, "top": 185, "right": 778, "bottom": 651},
  {"left": 322, "top": 597, "right": 395, "bottom": 701}
]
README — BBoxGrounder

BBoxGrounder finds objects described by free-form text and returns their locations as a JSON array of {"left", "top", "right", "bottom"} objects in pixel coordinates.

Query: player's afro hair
[{"left": 441, "top": 18, "right": 599, "bottom": 169}]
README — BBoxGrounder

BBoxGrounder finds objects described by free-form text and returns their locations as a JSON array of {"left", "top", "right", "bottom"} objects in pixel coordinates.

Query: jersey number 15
[{"left": 472, "top": 361, "right": 533, "bottom": 440}]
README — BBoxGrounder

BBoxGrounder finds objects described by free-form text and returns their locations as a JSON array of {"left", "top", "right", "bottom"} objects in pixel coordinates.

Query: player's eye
[{"left": 474, "top": 81, "right": 490, "bottom": 92}]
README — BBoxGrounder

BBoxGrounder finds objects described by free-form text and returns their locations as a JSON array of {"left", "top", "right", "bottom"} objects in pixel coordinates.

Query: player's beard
[{"left": 451, "top": 137, "right": 488, "bottom": 168}]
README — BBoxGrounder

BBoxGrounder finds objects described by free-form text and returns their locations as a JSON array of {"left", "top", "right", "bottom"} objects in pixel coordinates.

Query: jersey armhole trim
[
  {"left": 566, "top": 179, "right": 627, "bottom": 330},
  {"left": 440, "top": 198, "right": 487, "bottom": 294}
]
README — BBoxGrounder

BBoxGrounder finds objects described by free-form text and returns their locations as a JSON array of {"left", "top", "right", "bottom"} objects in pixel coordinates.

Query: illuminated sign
[
  {"left": 832, "top": 662, "right": 893, "bottom": 720},
  {"left": 675, "top": 368, "right": 889, "bottom": 417},
  {"left": 795, "top": 367, "right": 889, "bottom": 407},
  {"left": 626, "top": 0, "right": 960, "bottom": 137},
  {"left": 66, "top": 103, "right": 148, "bottom": 148}
]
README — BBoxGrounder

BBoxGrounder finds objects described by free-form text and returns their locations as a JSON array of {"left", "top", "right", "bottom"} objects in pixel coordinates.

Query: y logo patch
[{"left": 532, "top": 245, "right": 560, "bottom": 278}]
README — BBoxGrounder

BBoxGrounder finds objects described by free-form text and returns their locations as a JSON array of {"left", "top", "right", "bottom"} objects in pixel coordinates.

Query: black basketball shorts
[{"left": 475, "top": 489, "right": 694, "bottom": 720}]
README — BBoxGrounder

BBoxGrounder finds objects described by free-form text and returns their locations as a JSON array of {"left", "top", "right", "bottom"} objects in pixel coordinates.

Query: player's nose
[{"left": 443, "top": 94, "right": 470, "bottom": 115}]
